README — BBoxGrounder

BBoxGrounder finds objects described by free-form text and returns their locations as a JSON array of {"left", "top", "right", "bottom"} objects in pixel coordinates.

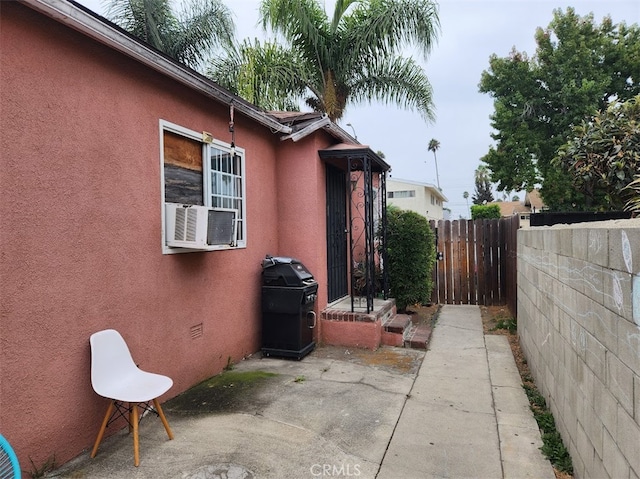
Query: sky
[{"left": 77, "top": 0, "right": 639, "bottom": 218}]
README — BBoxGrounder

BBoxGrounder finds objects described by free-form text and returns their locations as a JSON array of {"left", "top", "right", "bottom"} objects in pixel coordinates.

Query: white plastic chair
[{"left": 89, "top": 329, "right": 174, "bottom": 467}]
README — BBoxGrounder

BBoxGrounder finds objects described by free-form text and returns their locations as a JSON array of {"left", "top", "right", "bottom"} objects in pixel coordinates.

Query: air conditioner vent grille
[
  {"left": 186, "top": 208, "right": 198, "bottom": 241},
  {"left": 207, "top": 210, "right": 236, "bottom": 245},
  {"left": 174, "top": 208, "right": 186, "bottom": 242},
  {"left": 173, "top": 207, "right": 200, "bottom": 242}
]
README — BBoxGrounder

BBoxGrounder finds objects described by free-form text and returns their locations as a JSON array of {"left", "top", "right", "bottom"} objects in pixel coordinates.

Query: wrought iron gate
[{"left": 326, "top": 165, "right": 348, "bottom": 303}]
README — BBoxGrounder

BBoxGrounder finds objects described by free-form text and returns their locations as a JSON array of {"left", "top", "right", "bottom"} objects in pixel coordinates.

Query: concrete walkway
[
  {"left": 378, "top": 304, "right": 555, "bottom": 479},
  {"left": 51, "top": 305, "right": 554, "bottom": 479}
]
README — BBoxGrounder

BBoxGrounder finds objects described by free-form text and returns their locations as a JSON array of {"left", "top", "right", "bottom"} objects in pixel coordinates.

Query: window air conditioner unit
[{"left": 165, "top": 203, "right": 237, "bottom": 250}]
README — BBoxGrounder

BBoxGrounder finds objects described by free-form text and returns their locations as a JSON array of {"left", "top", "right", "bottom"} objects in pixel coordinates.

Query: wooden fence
[{"left": 430, "top": 216, "right": 519, "bottom": 315}]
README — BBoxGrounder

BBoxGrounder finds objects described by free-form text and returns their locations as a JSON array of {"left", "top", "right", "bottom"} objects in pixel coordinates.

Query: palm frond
[
  {"left": 170, "top": 0, "right": 235, "bottom": 68},
  {"left": 349, "top": 55, "right": 436, "bottom": 122},
  {"left": 331, "top": 0, "right": 359, "bottom": 33},
  {"left": 260, "top": 0, "right": 328, "bottom": 44},
  {"left": 344, "top": 0, "right": 440, "bottom": 60},
  {"left": 208, "top": 39, "right": 308, "bottom": 111},
  {"left": 105, "top": 0, "right": 234, "bottom": 70},
  {"left": 207, "top": 49, "right": 242, "bottom": 94},
  {"left": 106, "top": 0, "right": 173, "bottom": 49}
]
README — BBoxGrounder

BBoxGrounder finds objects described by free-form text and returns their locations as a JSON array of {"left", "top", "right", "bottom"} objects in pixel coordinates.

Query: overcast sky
[{"left": 77, "top": 0, "right": 639, "bottom": 218}]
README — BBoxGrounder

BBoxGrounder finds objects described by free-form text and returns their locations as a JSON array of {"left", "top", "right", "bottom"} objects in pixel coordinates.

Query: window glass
[
  {"left": 209, "top": 146, "right": 244, "bottom": 243},
  {"left": 388, "top": 190, "right": 415, "bottom": 199}
]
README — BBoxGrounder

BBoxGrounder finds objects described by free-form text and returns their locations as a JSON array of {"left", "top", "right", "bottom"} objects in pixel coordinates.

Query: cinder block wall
[{"left": 517, "top": 219, "right": 640, "bottom": 479}]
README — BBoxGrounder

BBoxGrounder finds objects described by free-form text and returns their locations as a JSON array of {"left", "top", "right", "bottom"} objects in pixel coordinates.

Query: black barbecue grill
[{"left": 261, "top": 255, "right": 318, "bottom": 359}]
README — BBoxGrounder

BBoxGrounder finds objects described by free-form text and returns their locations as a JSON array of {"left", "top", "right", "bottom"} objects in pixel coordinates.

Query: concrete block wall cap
[{"left": 547, "top": 218, "right": 640, "bottom": 229}]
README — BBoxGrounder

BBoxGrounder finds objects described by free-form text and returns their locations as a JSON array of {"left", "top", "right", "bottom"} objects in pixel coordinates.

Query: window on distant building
[
  {"left": 160, "top": 120, "right": 246, "bottom": 253},
  {"left": 388, "top": 190, "right": 415, "bottom": 199}
]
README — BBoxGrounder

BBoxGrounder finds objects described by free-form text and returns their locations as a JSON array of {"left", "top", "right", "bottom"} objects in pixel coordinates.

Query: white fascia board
[
  {"left": 280, "top": 117, "right": 332, "bottom": 142},
  {"left": 322, "top": 121, "right": 358, "bottom": 144},
  {"left": 20, "top": 0, "right": 292, "bottom": 135},
  {"left": 280, "top": 116, "right": 357, "bottom": 144}
]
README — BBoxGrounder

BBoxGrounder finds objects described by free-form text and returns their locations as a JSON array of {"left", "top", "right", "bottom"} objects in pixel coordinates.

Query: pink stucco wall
[
  {"left": 275, "top": 136, "right": 330, "bottom": 313},
  {"left": 0, "top": 3, "right": 335, "bottom": 470}
]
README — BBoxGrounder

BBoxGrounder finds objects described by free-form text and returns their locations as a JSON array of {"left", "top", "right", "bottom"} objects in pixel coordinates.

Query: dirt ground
[{"left": 404, "top": 303, "right": 440, "bottom": 326}]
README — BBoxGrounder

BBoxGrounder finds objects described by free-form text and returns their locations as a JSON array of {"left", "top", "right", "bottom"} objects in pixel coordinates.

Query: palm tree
[
  {"left": 472, "top": 165, "right": 494, "bottom": 204},
  {"left": 474, "top": 165, "right": 491, "bottom": 185},
  {"left": 212, "top": 0, "right": 439, "bottom": 121},
  {"left": 105, "top": 0, "right": 234, "bottom": 70},
  {"left": 208, "top": 38, "right": 306, "bottom": 111},
  {"left": 428, "top": 138, "right": 440, "bottom": 190},
  {"left": 463, "top": 191, "right": 470, "bottom": 218}
]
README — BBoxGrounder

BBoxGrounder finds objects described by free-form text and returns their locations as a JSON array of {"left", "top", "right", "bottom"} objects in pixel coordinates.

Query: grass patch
[
  {"left": 165, "top": 370, "right": 278, "bottom": 415},
  {"left": 491, "top": 316, "right": 517, "bottom": 334},
  {"left": 523, "top": 380, "right": 573, "bottom": 475},
  {"left": 201, "top": 370, "right": 277, "bottom": 387}
]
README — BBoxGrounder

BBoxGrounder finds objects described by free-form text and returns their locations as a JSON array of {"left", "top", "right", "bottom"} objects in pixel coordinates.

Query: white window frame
[{"left": 159, "top": 120, "right": 247, "bottom": 254}]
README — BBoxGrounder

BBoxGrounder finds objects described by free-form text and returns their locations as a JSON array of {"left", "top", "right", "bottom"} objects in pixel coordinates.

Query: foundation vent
[{"left": 190, "top": 323, "right": 203, "bottom": 339}]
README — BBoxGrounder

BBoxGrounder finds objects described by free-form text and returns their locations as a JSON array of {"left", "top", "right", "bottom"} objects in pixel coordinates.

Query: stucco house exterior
[
  {"left": 0, "top": 0, "right": 388, "bottom": 470},
  {"left": 386, "top": 178, "right": 448, "bottom": 221}
]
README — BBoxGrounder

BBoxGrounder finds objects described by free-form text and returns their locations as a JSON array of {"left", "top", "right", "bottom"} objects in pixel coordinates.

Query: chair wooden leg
[
  {"left": 153, "top": 398, "right": 174, "bottom": 440},
  {"left": 131, "top": 402, "right": 140, "bottom": 467},
  {"left": 91, "top": 401, "right": 114, "bottom": 459}
]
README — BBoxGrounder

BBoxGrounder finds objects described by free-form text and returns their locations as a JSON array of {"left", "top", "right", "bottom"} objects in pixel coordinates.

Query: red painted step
[
  {"left": 383, "top": 313, "right": 411, "bottom": 334},
  {"left": 404, "top": 323, "right": 433, "bottom": 349}
]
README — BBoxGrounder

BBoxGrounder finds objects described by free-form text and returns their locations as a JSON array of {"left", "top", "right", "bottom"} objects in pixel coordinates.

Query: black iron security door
[{"left": 326, "top": 165, "right": 348, "bottom": 302}]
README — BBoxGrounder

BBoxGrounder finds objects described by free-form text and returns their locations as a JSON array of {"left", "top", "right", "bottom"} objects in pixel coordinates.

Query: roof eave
[
  {"left": 280, "top": 116, "right": 357, "bottom": 144},
  {"left": 280, "top": 117, "right": 333, "bottom": 142},
  {"left": 20, "top": 0, "right": 292, "bottom": 135}
]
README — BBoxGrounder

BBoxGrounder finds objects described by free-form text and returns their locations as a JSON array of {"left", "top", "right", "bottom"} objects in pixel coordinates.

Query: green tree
[
  {"left": 470, "top": 204, "right": 501, "bottom": 219},
  {"left": 385, "top": 208, "right": 435, "bottom": 312},
  {"left": 479, "top": 8, "right": 640, "bottom": 210},
  {"left": 106, "top": 0, "right": 234, "bottom": 70},
  {"left": 555, "top": 94, "right": 640, "bottom": 210},
  {"left": 472, "top": 165, "right": 494, "bottom": 204},
  {"left": 624, "top": 175, "right": 640, "bottom": 213},
  {"left": 213, "top": 0, "right": 439, "bottom": 121}
]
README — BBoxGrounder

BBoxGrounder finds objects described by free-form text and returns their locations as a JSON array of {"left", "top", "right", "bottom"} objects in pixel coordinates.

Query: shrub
[
  {"left": 470, "top": 204, "right": 501, "bottom": 219},
  {"left": 385, "top": 208, "right": 435, "bottom": 312}
]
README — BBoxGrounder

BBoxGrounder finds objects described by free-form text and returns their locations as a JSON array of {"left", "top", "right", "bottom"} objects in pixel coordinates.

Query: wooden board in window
[{"left": 164, "top": 130, "right": 203, "bottom": 205}]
